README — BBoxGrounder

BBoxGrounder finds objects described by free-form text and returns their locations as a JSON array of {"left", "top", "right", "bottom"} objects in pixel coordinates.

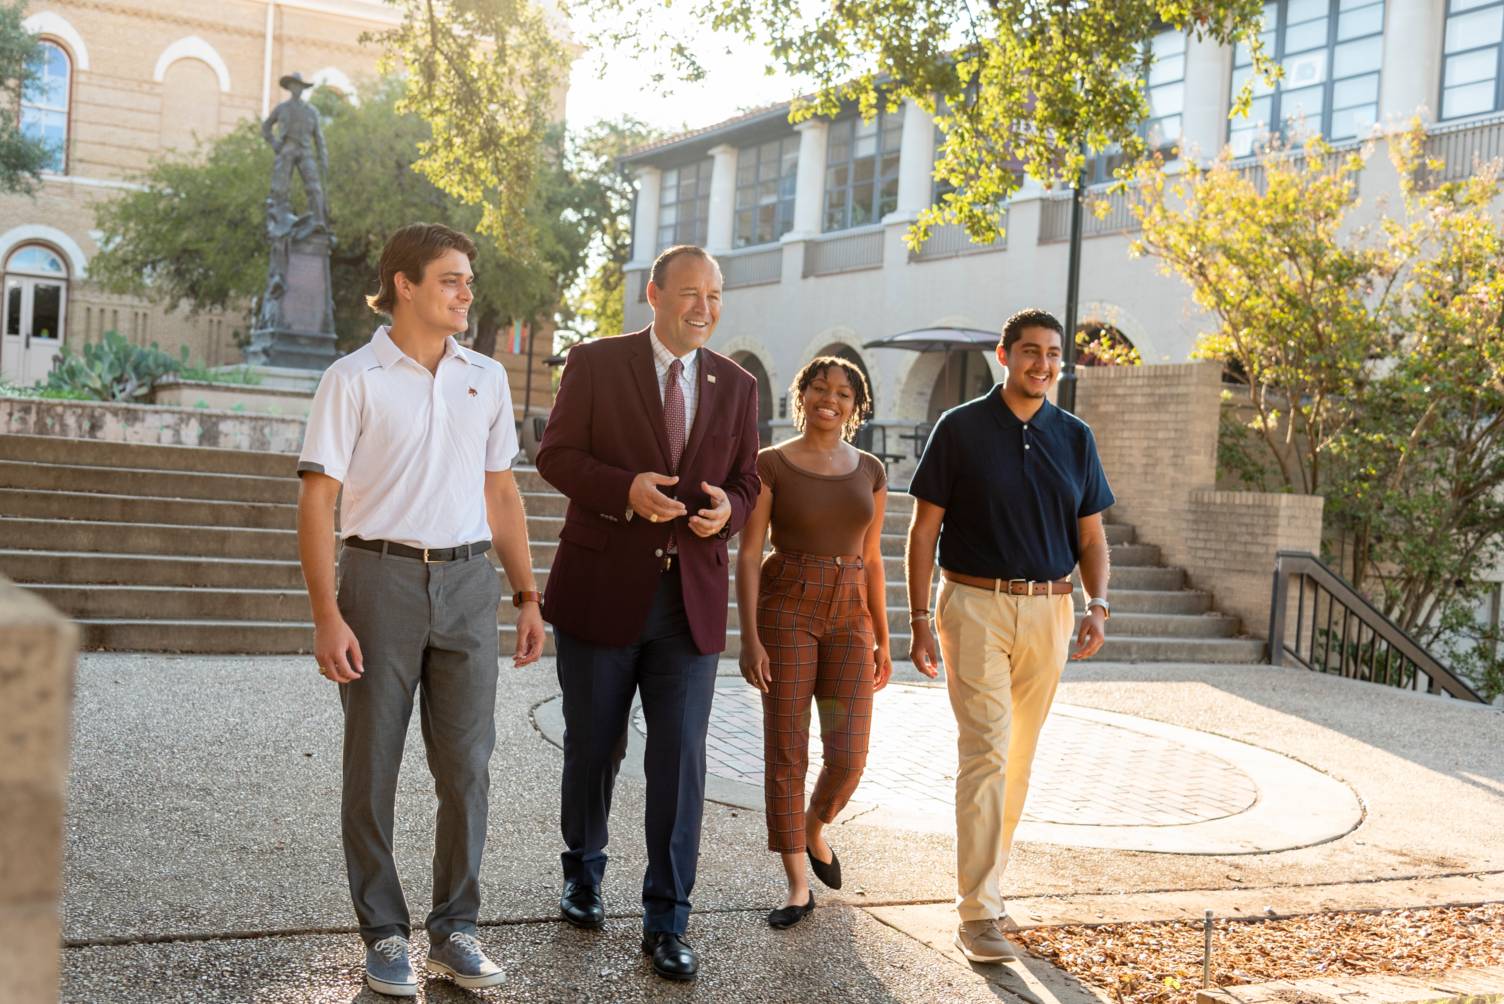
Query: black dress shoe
[
  {"left": 640, "top": 931, "right": 698, "bottom": 981},
  {"left": 559, "top": 881, "right": 605, "bottom": 929},
  {"left": 767, "top": 892, "right": 816, "bottom": 929},
  {"left": 807, "top": 844, "right": 843, "bottom": 890}
]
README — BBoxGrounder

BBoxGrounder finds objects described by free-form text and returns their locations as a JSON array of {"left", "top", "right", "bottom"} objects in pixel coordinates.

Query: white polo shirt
[{"left": 297, "top": 325, "right": 519, "bottom": 548}]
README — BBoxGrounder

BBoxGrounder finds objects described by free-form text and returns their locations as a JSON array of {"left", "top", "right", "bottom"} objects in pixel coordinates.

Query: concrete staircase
[{"left": 0, "top": 434, "right": 1264, "bottom": 663}]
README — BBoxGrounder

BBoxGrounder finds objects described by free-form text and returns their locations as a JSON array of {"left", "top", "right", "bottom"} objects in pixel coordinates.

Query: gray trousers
[{"left": 335, "top": 544, "right": 502, "bottom": 946}]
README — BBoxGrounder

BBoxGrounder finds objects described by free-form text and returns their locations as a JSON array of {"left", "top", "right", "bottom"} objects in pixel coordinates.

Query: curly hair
[
  {"left": 1001, "top": 307, "right": 1065, "bottom": 353},
  {"left": 789, "top": 355, "right": 873, "bottom": 442}
]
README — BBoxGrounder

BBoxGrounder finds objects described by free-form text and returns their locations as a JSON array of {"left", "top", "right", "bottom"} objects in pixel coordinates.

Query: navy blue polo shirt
[{"left": 909, "top": 385, "right": 1115, "bottom": 582}]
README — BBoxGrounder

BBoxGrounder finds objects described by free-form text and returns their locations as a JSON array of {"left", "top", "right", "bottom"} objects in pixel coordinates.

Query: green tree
[
  {"left": 580, "top": 0, "right": 1272, "bottom": 245},
  {"left": 1132, "top": 130, "right": 1504, "bottom": 698},
  {"left": 366, "top": 0, "right": 565, "bottom": 251},
  {"left": 0, "top": 1, "right": 53, "bottom": 194},
  {"left": 91, "top": 81, "right": 596, "bottom": 354},
  {"left": 562, "top": 117, "right": 667, "bottom": 342}
]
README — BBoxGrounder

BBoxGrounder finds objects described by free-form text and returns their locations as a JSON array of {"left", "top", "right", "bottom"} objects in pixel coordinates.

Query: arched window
[
  {"left": 21, "top": 40, "right": 71, "bottom": 173},
  {"left": 2, "top": 244, "right": 70, "bottom": 385}
]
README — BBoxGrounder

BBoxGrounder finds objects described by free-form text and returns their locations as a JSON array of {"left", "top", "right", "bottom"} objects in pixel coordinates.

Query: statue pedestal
[{"left": 247, "top": 232, "right": 337, "bottom": 370}]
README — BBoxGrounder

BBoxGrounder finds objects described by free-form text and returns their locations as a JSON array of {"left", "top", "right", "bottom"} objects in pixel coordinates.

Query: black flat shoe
[
  {"left": 807, "top": 845, "right": 843, "bottom": 890},
  {"left": 641, "top": 931, "right": 698, "bottom": 981},
  {"left": 559, "top": 881, "right": 605, "bottom": 929},
  {"left": 767, "top": 892, "right": 816, "bottom": 929}
]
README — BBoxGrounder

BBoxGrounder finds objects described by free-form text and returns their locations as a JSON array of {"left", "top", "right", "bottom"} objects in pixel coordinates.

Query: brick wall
[
  {"left": 1075, "top": 361, "right": 1222, "bottom": 571},
  {"left": 1076, "top": 361, "right": 1325, "bottom": 637},
  {"left": 0, "top": 577, "right": 78, "bottom": 1002},
  {"left": 1185, "top": 489, "right": 1325, "bottom": 640}
]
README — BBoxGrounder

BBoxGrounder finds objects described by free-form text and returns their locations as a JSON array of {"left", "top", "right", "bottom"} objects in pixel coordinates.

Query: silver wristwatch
[{"left": 1086, "top": 597, "right": 1111, "bottom": 620}]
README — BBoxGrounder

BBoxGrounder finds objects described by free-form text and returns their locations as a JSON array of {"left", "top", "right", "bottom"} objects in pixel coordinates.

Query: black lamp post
[{"left": 1058, "top": 163, "right": 1086, "bottom": 415}]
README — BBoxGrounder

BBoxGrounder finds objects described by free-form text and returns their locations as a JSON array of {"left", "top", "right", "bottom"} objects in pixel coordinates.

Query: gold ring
[{"left": 649, "top": 513, "right": 658, "bottom": 522}]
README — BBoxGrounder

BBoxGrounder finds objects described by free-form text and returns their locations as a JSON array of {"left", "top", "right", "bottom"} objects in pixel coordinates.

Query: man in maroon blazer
[{"left": 535, "top": 244, "right": 760, "bottom": 981}]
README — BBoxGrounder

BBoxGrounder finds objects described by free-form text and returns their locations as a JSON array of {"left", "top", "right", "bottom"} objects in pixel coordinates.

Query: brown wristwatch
[{"left": 512, "top": 590, "right": 542, "bottom": 607}]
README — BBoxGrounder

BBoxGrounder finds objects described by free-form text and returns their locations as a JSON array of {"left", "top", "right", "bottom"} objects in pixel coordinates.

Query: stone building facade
[{"left": 1, "top": 0, "right": 399, "bottom": 384}]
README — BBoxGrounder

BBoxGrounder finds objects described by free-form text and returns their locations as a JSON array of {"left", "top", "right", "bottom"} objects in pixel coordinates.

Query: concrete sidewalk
[{"left": 59, "top": 654, "right": 1504, "bottom": 1002}]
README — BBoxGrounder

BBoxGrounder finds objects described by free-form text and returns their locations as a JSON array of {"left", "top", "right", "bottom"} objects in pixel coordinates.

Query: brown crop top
[{"left": 756, "top": 446, "right": 887, "bottom": 557}]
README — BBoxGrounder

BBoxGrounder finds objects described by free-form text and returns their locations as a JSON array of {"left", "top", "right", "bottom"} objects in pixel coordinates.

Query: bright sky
[{"left": 563, "top": 17, "right": 808, "bottom": 135}]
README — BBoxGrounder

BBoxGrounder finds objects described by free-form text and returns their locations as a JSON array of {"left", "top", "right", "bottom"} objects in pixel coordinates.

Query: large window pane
[
  {"left": 1446, "top": 8, "right": 1504, "bottom": 51},
  {"left": 1230, "top": 0, "right": 1385, "bottom": 144},
  {"left": 19, "top": 41, "right": 70, "bottom": 173},
  {"left": 1446, "top": 49, "right": 1497, "bottom": 86},
  {"left": 823, "top": 105, "right": 903, "bottom": 232},
  {"left": 1443, "top": 80, "right": 1498, "bottom": 118},
  {"left": 734, "top": 134, "right": 798, "bottom": 247}
]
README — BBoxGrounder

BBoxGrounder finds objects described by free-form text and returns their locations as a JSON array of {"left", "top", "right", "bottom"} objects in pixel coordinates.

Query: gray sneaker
[
  {"left": 954, "top": 919, "right": 1017, "bottom": 963},
  {"left": 365, "top": 935, "right": 417, "bottom": 997},
  {"left": 424, "top": 931, "right": 506, "bottom": 989}
]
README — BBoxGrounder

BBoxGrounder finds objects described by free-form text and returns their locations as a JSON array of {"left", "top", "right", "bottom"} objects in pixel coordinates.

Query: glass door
[{"left": 0, "top": 275, "right": 66, "bottom": 387}]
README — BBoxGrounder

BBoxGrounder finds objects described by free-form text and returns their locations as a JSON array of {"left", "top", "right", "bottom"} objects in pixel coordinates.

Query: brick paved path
[{"left": 637, "top": 682, "right": 1259, "bottom": 827}]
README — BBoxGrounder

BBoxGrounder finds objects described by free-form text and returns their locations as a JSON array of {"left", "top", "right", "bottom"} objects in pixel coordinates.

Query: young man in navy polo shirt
[{"left": 904, "top": 308, "right": 1114, "bottom": 964}]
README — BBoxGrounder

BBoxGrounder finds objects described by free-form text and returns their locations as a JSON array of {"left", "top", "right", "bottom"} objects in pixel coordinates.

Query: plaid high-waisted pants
[{"left": 757, "top": 550, "right": 876, "bottom": 854}]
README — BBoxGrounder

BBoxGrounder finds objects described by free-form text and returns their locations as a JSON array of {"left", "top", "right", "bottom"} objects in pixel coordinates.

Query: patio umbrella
[{"left": 864, "top": 326, "right": 999, "bottom": 411}]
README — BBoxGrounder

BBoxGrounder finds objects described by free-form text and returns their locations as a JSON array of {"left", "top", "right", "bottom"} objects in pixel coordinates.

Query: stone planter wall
[{"left": 1, "top": 395, "right": 307, "bottom": 453}]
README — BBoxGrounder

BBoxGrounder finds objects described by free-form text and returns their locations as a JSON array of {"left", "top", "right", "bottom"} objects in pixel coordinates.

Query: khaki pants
[{"left": 937, "top": 578, "right": 1074, "bottom": 921}]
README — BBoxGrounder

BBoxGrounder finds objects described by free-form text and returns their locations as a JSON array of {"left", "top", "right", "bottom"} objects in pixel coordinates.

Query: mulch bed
[{"left": 1013, "top": 902, "right": 1504, "bottom": 1004}]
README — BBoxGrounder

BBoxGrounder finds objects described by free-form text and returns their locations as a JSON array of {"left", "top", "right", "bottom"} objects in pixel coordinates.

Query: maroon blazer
[{"left": 535, "top": 327, "right": 761, "bottom": 654}]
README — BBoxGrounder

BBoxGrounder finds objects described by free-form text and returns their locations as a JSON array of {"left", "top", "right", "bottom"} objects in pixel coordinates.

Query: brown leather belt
[{"left": 943, "top": 570, "right": 1074, "bottom": 596}]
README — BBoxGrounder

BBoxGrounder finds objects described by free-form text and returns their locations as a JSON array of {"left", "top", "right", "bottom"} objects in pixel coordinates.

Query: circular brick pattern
[{"left": 638, "top": 682, "right": 1258, "bottom": 828}]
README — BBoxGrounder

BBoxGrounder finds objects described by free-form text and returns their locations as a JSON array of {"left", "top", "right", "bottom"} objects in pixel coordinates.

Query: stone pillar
[
  {"left": 892, "top": 97, "right": 936, "bottom": 218},
  {"left": 1181, "top": 32, "right": 1232, "bottom": 159},
  {"left": 788, "top": 119, "right": 829, "bottom": 238},
  {"left": 706, "top": 143, "right": 738, "bottom": 252},
  {"left": 628, "top": 165, "right": 662, "bottom": 269},
  {"left": 0, "top": 577, "right": 78, "bottom": 1003},
  {"left": 1380, "top": 0, "right": 1445, "bottom": 125}
]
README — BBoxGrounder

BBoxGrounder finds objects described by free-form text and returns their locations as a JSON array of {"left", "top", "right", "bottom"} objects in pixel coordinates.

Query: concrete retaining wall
[{"left": 1, "top": 396, "right": 307, "bottom": 454}]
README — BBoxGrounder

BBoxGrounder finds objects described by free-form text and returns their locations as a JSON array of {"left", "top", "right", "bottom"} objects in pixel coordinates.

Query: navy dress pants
[{"left": 554, "top": 569, "right": 719, "bottom": 935}]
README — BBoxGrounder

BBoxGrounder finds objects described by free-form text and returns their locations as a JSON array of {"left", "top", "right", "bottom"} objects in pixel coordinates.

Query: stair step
[
  {"left": 0, "top": 517, "right": 295, "bottom": 560},
  {"left": 0, "top": 460, "right": 299, "bottom": 504},
  {"left": 1091, "top": 636, "right": 1265, "bottom": 663},
  {"left": 0, "top": 550, "right": 307, "bottom": 589},
  {"left": 0, "top": 488, "right": 296, "bottom": 531},
  {"left": 0, "top": 434, "right": 298, "bottom": 479}
]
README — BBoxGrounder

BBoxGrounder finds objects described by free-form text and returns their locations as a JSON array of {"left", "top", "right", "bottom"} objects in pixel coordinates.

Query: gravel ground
[{"left": 1015, "top": 902, "right": 1504, "bottom": 1004}]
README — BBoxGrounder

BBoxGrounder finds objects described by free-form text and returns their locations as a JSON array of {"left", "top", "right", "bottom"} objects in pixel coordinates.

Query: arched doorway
[
  {"left": 925, "top": 349, "right": 993, "bottom": 422},
  {"left": 1076, "top": 322, "right": 1140, "bottom": 367},
  {"left": 731, "top": 351, "right": 774, "bottom": 445},
  {"left": 2, "top": 244, "right": 69, "bottom": 386}
]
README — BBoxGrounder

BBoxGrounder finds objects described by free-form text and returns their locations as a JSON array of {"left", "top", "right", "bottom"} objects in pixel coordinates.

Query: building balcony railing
[
  {"left": 802, "top": 227, "right": 885, "bottom": 277},
  {"left": 721, "top": 246, "right": 783, "bottom": 288},
  {"left": 908, "top": 217, "right": 1008, "bottom": 262},
  {"left": 1421, "top": 112, "right": 1504, "bottom": 188},
  {"left": 1037, "top": 186, "right": 1140, "bottom": 244}
]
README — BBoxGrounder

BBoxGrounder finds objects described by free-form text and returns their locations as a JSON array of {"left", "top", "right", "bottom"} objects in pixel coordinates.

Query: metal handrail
[{"left": 1267, "top": 550, "right": 1484, "bottom": 703}]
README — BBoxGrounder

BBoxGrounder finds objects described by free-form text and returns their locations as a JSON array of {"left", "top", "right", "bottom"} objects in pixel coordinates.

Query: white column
[
  {"left": 787, "top": 119, "right": 829, "bottom": 238},
  {"left": 628, "top": 165, "right": 661, "bottom": 269},
  {"left": 891, "top": 97, "right": 936, "bottom": 219},
  {"left": 705, "top": 143, "right": 738, "bottom": 252},
  {"left": 1380, "top": 0, "right": 1444, "bottom": 125},
  {"left": 260, "top": 2, "right": 277, "bottom": 117},
  {"left": 1180, "top": 32, "right": 1231, "bottom": 160}
]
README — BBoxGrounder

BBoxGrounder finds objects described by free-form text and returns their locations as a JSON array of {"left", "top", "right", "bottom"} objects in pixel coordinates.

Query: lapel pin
[{"left": 707, "top": 374, "right": 716, "bottom": 384}]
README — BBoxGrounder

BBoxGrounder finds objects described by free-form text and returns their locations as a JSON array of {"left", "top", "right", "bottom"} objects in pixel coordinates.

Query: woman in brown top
[{"left": 736, "top": 355, "right": 892, "bottom": 929}]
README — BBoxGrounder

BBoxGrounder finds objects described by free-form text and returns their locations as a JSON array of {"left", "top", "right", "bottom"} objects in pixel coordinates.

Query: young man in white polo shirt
[{"left": 296, "top": 223, "right": 545, "bottom": 997}]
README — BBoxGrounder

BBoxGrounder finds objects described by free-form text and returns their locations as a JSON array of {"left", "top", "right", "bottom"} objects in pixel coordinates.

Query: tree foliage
[
  {"left": 580, "top": 0, "right": 1272, "bottom": 245},
  {"left": 365, "top": 0, "right": 565, "bottom": 251},
  {"left": 0, "top": 0, "right": 52, "bottom": 194},
  {"left": 1132, "top": 128, "right": 1504, "bottom": 698},
  {"left": 562, "top": 117, "right": 667, "bottom": 342},
  {"left": 90, "top": 82, "right": 597, "bottom": 353}
]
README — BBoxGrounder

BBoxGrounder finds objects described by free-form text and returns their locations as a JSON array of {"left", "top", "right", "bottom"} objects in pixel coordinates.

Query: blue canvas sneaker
[
  {"left": 364, "top": 935, "right": 417, "bottom": 997},
  {"left": 424, "top": 931, "right": 506, "bottom": 989}
]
